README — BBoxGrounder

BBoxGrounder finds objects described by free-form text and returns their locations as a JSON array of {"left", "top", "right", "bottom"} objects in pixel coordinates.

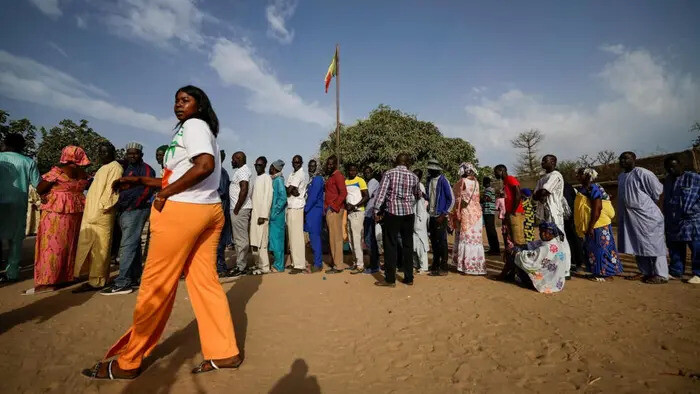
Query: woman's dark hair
[{"left": 176, "top": 85, "right": 219, "bottom": 137}]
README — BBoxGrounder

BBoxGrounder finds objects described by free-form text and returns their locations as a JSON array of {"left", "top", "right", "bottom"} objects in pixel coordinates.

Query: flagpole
[{"left": 335, "top": 43, "right": 340, "bottom": 166}]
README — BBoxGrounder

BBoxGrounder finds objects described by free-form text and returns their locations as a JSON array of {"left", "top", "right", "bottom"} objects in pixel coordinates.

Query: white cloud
[
  {"left": 28, "top": 0, "right": 62, "bottom": 18},
  {"left": 265, "top": 0, "right": 297, "bottom": 44},
  {"left": 210, "top": 38, "right": 333, "bottom": 127},
  {"left": 105, "top": 0, "right": 207, "bottom": 48},
  {"left": 442, "top": 45, "right": 699, "bottom": 166},
  {"left": 0, "top": 50, "right": 173, "bottom": 135},
  {"left": 76, "top": 15, "right": 87, "bottom": 29},
  {"left": 48, "top": 41, "right": 68, "bottom": 58}
]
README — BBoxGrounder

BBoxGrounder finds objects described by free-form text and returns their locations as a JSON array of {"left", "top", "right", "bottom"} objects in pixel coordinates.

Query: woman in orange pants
[{"left": 82, "top": 85, "right": 242, "bottom": 380}]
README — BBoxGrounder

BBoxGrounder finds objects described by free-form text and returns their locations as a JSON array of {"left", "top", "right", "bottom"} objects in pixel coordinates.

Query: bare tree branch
[{"left": 511, "top": 129, "right": 544, "bottom": 177}]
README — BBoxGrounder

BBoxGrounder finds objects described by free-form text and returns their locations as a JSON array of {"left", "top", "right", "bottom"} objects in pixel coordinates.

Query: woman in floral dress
[
  {"left": 27, "top": 146, "right": 90, "bottom": 294},
  {"left": 450, "top": 162, "right": 486, "bottom": 275}
]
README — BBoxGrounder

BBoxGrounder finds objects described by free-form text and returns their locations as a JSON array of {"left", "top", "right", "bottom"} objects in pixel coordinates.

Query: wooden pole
[{"left": 335, "top": 43, "right": 340, "bottom": 167}]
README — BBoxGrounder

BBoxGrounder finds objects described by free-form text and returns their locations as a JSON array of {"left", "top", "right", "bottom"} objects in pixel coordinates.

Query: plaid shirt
[
  {"left": 373, "top": 165, "right": 421, "bottom": 216},
  {"left": 663, "top": 171, "right": 700, "bottom": 242}
]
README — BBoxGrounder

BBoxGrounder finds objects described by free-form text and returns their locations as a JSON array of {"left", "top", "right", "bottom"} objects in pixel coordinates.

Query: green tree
[
  {"left": 0, "top": 110, "right": 38, "bottom": 156},
  {"left": 37, "top": 119, "right": 117, "bottom": 174},
  {"left": 511, "top": 129, "right": 544, "bottom": 177},
  {"left": 318, "top": 105, "right": 478, "bottom": 183}
]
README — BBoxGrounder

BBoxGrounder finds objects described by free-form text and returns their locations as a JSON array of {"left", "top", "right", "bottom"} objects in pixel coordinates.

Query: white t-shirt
[
  {"left": 162, "top": 118, "right": 221, "bottom": 204},
  {"left": 285, "top": 168, "right": 307, "bottom": 209},
  {"left": 229, "top": 165, "right": 253, "bottom": 210}
]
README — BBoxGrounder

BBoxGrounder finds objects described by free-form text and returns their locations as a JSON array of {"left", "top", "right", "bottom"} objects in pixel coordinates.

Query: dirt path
[{"left": 0, "top": 249, "right": 698, "bottom": 393}]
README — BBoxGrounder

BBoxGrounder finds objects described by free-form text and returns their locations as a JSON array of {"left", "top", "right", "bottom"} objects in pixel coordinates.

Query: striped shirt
[
  {"left": 481, "top": 186, "right": 496, "bottom": 215},
  {"left": 373, "top": 165, "right": 422, "bottom": 216}
]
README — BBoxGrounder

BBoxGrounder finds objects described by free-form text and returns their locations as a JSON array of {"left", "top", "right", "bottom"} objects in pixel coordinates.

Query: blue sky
[{"left": 1, "top": 0, "right": 698, "bottom": 172}]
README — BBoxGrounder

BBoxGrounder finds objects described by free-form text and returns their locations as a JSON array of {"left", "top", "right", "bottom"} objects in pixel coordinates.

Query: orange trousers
[{"left": 105, "top": 201, "right": 239, "bottom": 370}]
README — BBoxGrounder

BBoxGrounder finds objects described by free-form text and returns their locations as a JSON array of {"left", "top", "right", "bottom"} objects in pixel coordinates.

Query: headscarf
[
  {"left": 521, "top": 188, "right": 532, "bottom": 198},
  {"left": 59, "top": 146, "right": 90, "bottom": 166},
  {"left": 272, "top": 159, "right": 285, "bottom": 171},
  {"left": 578, "top": 167, "right": 598, "bottom": 181},
  {"left": 539, "top": 221, "right": 565, "bottom": 240},
  {"left": 458, "top": 162, "right": 478, "bottom": 177}
]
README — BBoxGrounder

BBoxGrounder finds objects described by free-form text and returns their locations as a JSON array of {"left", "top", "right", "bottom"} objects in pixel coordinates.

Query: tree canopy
[
  {"left": 0, "top": 110, "right": 38, "bottom": 157},
  {"left": 318, "top": 105, "right": 478, "bottom": 183},
  {"left": 37, "top": 119, "right": 123, "bottom": 174}
]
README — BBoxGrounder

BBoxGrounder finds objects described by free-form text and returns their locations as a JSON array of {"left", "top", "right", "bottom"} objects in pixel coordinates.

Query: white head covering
[
  {"left": 458, "top": 162, "right": 478, "bottom": 176},
  {"left": 579, "top": 167, "right": 598, "bottom": 181}
]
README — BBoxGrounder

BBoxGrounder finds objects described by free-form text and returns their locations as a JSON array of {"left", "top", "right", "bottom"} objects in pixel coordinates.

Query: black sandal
[
  {"left": 72, "top": 283, "right": 103, "bottom": 293},
  {"left": 191, "top": 356, "right": 243, "bottom": 374},
  {"left": 81, "top": 360, "right": 139, "bottom": 380}
]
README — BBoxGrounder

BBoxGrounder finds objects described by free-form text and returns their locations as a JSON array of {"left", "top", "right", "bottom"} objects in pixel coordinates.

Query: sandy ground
[{"left": 0, "top": 234, "right": 699, "bottom": 394}]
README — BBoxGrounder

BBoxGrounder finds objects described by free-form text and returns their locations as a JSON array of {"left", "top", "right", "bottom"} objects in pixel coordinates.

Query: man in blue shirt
[
  {"left": 663, "top": 155, "right": 700, "bottom": 284},
  {"left": 0, "top": 133, "right": 40, "bottom": 284}
]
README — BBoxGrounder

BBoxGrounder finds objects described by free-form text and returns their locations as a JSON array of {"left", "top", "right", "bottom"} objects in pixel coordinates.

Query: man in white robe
[
  {"left": 413, "top": 171, "right": 429, "bottom": 273},
  {"left": 286, "top": 155, "right": 307, "bottom": 274},
  {"left": 617, "top": 151, "right": 668, "bottom": 284},
  {"left": 250, "top": 156, "right": 273, "bottom": 274},
  {"left": 534, "top": 155, "right": 572, "bottom": 277}
]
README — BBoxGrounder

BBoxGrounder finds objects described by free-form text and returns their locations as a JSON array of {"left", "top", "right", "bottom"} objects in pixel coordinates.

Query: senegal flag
[{"left": 324, "top": 48, "right": 337, "bottom": 93}]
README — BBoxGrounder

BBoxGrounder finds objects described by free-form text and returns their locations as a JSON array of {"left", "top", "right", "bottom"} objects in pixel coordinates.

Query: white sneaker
[{"left": 687, "top": 275, "right": 700, "bottom": 284}]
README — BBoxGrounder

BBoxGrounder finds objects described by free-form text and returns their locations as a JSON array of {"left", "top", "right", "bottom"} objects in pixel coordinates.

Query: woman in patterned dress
[
  {"left": 450, "top": 163, "right": 486, "bottom": 275},
  {"left": 574, "top": 168, "right": 623, "bottom": 281},
  {"left": 27, "top": 146, "right": 90, "bottom": 294}
]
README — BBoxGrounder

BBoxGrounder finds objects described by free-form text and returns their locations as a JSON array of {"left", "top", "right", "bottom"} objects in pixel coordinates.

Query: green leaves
[
  {"left": 0, "top": 110, "right": 38, "bottom": 157},
  {"left": 36, "top": 119, "right": 113, "bottom": 174},
  {"left": 318, "top": 105, "right": 478, "bottom": 183}
]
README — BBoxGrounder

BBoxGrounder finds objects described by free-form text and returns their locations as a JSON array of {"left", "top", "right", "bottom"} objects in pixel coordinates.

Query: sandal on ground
[
  {"left": 191, "top": 356, "right": 243, "bottom": 374},
  {"left": 585, "top": 275, "right": 610, "bottom": 282},
  {"left": 624, "top": 273, "right": 646, "bottom": 281},
  {"left": 81, "top": 360, "right": 139, "bottom": 380},
  {"left": 643, "top": 275, "right": 668, "bottom": 285},
  {"left": 22, "top": 287, "right": 53, "bottom": 295},
  {"left": 72, "top": 283, "right": 104, "bottom": 293}
]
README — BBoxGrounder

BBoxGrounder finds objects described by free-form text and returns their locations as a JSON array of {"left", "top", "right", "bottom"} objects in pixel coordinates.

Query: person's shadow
[
  {"left": 268, "top": 359, "right": 321, "bottom": 394},
  {"left": 119, "top": 274, "right": 262, "bottom": 394}
]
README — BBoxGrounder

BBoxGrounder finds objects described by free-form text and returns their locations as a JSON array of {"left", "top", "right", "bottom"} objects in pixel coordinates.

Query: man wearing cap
[
  {"left": 425, "top": 159, "right": 454, "bottom": 276},
  {"left": 269, "top": 159, "right": 287, "bottom": 272},
  {"left": 286, "top": 155, "right": 307, "bottom": 274},
  {"left": 101, "top": 142, "right": 156, "bottom": 295}
]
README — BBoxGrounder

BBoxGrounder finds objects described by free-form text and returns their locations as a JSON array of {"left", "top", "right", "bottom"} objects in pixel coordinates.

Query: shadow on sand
[
  {"left": 118, "top": 274, "right": 262, "bottom": 394},
  {"left": 268, "top": 359, "right": 321, "bottom": 394},
  {"left": 0, "top": 286, "right": 95, "bottom": 334}
]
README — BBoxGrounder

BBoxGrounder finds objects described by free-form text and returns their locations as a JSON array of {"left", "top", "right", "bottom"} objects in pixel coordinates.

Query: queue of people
[{"left": 2, "top": 96, "right": 699, "bottom": 296}]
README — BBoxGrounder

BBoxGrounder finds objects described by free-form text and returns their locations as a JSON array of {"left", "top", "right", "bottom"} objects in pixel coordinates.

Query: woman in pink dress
[
  {"left": 450, "top": 162, "right": 486, "bottom": 275},
  {"left": 26, "top": 146, "right": 90, "bottom": 294}
]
